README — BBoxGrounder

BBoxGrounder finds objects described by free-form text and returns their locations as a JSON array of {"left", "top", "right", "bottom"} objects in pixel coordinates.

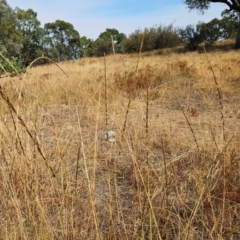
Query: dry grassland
[{"left": 0, "top": 50, "right": 240, "bottom": 239}]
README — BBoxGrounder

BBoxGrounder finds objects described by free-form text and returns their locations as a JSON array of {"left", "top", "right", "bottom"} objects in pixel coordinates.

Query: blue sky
[{"left": 7, "top": 0, "right": 227, "bottom": 40}]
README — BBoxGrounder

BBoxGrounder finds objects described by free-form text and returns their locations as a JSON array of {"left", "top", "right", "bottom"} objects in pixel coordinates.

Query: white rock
[{"left": 103, "top": 130, "right": 116, "bottom": 142}]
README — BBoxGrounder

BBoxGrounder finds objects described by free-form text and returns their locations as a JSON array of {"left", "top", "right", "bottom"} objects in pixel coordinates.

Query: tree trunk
[{"left": 235, "top": 23, "right": 240, "bottom": 49}]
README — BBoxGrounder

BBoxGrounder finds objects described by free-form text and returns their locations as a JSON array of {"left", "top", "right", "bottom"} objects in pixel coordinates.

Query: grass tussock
[{"left": 0, "top": 50, "right": 240, "bottom": 239}]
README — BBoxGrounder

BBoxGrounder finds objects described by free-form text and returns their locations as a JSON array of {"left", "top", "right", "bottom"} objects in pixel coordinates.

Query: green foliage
[
  {"left": 121, "top": 29, "right": 142, "bottom": 53},
  {"left": 185, "top": 0, "right": 240, "bottom": 12},
  {"left": 44, "top": 20, "right": 81, "bottom": 61},
  {"left": 92, "top": 38, "right": 112, "bottom": 56},
  {"left": 0, "top": 0, "right": 22, "bottom": 58},
  {"left": 79, "top": 36, "right": 93, "bottom": 57},
  {"left": 178, "top": 24, "right": 204, "bottom": 51},
  {"left": 87, "top": 28, "right": 126, "bottom": 57},
  {"left": 179, "top": 13, "right": 239, "bottom": 51},
  {"left": 184, "top": 0, "right": 240, "bottom": 48},
  {"left": 10, "top": 57, "right": 25, "bottom": 74},
  {"left": 184, "top": 0, "right": 210, "bottom": 12},
  {"left": 99, "top": 28, "right": 126, "bottom": 43},
  {"left": 122, "top": 24, "right": 181, "bottom": 53},
  {"left": 15, "top": 8, "right": 45, "bottom": 66},
  {"left": 0, "top": 45, "right": 24, "bottom": 77},
  {"left": 0, "top": 1, "right": 25, "bottom": 76},
  {"left": 221, "top": 10, "right": 240, "bottom": 39},
  {"left": 84, "top": 40, "right": 97, "bottom": 57},
  {"left": 197, "top": 15, "right": 238, "bottom": 45},
  {"left": 198, "top": 19, "right": 224, "bottom": 45}
]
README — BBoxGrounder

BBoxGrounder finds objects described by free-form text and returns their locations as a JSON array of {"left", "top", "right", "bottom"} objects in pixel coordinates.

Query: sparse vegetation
[{"left": 0, "top": 45, "right": 240, "bottom": 239}]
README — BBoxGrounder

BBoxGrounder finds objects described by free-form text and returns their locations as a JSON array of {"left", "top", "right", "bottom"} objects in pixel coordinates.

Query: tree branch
[{"left": 210, "top": 0, "right": 240, "bottom": 11}]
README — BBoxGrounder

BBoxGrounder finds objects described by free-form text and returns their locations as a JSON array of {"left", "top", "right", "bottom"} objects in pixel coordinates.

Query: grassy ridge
[{"left": 0, "top": 49, "right": 240, "bottom": 239}]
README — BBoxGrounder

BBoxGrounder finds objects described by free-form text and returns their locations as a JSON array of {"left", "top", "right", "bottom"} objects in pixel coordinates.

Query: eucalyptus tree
[
  {"left": 79, "top": 36, "right": 93, "bottom": 57},
  {"left": 0, "top": 0, "right": 21, "bottom": 58},
  {"left": 44, "top": 20, "right": 81, "bottom": 61},
  {"left": 93, "top": 28, "right": 126, "bottom": 56},
  {"left": 15, "top": 8, "right": 44, "bottom": 66},
  {"left": 0, "top": 0, "right": 23, "bottom": 76}
]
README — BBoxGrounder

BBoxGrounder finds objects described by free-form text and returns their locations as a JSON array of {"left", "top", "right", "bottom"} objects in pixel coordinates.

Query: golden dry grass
[{"left": 0, "top": 50, "right": 240, "bottom": 239}]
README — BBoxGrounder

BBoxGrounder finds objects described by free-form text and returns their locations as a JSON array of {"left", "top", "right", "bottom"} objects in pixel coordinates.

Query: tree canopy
[
  {"left": 0, "top": 0, "right": 21, "bottom": 57},
  {"left": 184, "top": 0, "right": 240, "bottom": 48},
  {"left": 15, "top": 8, "right": 44, "bottom": 66},
  {"left": 184, "top": 0, "right": 240, "bottom": 12},
  {"left": 44, "top": 20, "right": 81, "bottom": 61},
  {"left": 96, "top": 28, "right": 126, "bottom": 56},
  {"left": 0, "top": 0, "right": 23, "bottom": 76}
]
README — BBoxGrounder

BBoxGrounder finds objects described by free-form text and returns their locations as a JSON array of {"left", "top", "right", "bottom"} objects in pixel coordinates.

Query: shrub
[
  {"left": 122, "top": 24, "right": 181, "bottom": 53},
  {"left": 0, "top": 46, "right": 25, "bottom": 77},
  {"left": 178, "top": 24, "right": 204, "bottom": 51}
]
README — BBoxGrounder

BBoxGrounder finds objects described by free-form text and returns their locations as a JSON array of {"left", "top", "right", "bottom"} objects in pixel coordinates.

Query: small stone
[{"left": 104, "top": 130, "right": 116, "bottom": 142}]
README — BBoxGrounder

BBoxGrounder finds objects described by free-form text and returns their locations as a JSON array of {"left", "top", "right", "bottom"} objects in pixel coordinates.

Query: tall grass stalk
[
  {"left": 25, "top": 56, "right": 68, "bottom": 77},
  {"left": 161, "top": 136, "right": 168, "bottom": 203},
  {"left": 76, "top": 107, "right": 101, "bottom": 239},
  {"left": 92, "top": 93, "right": 100, "bottom": 197},
  {"left": 74, "top": 146, "right": 81, "bottom": 196},
  {"left": 135, "top": 32, "right": 145, "bottom": 72},
  {"left": 123, "top": 132, "right": 162, "bottom": 239},
  {"left": 0, "top": 88, "right": 56, "bottom": 177},
  {"left": 111, "top": 35, "right": 115, "bottom": 55},
  {"left": 0, "top": 60, "right": 20, "bottom": 94},
  {"left": 145, "top": 86, "right": 153, "bottom": 239},
  {"left": 121, "top": 99, "right": 131, "bottom": 141},
  {"left": 0, "top": 52, "right": 21, "bottom": 77},
  {"left": 177, "top": 100, "right": 200, "bottom": 152},
  {"left": 104, "top": 53, "right": 108, "bottom": 127},
  {"left": 203, "top": 47, "right": 227, "bottom": 236},
  {"left": 203, "top": 47, "right": 225, "bottom": 142}
]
